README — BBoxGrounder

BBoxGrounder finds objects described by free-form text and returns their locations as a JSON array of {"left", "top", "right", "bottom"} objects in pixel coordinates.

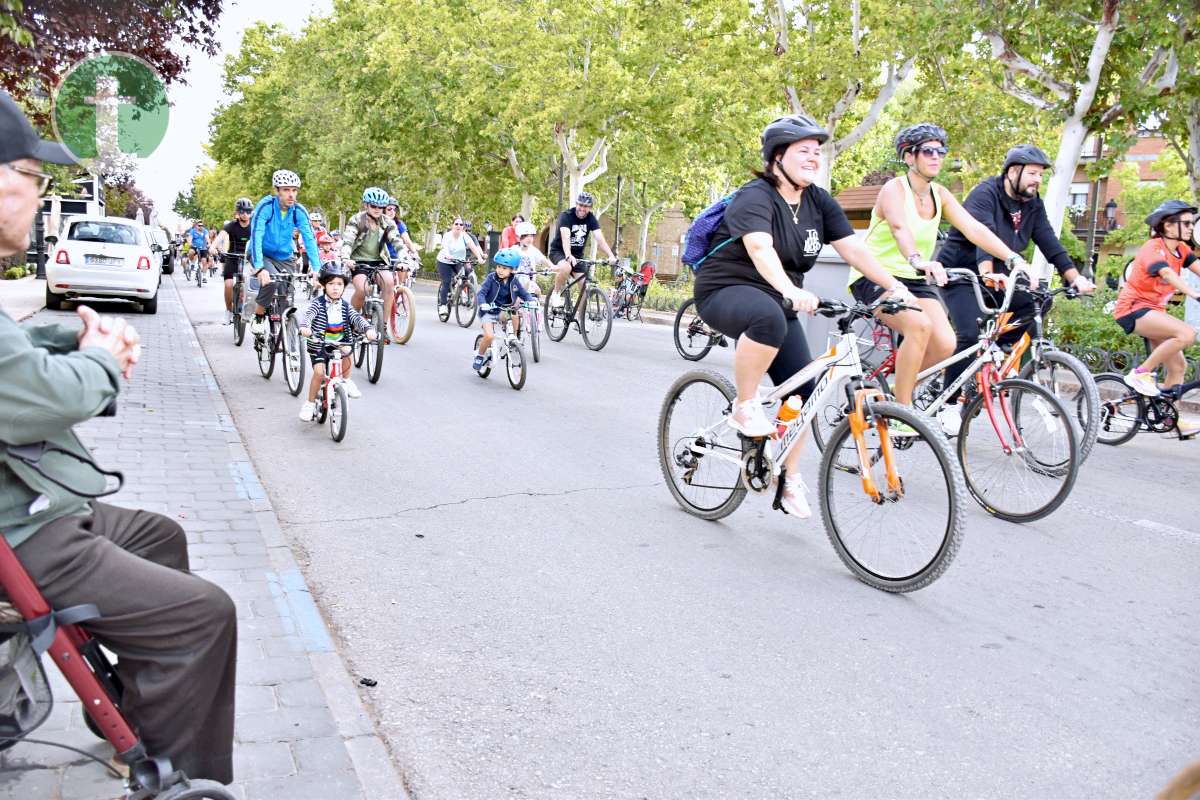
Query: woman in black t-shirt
[{"left": 693, "top": 114, "right": 911, "bottom": 520}]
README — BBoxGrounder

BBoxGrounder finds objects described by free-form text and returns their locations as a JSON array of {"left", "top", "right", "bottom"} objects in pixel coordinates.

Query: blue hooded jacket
[
  {"left": 476, "top": 270, "right": 531, "bottom": 309},
  {"left": 249, "top": 195, "right": 320, "bottom": 270}
]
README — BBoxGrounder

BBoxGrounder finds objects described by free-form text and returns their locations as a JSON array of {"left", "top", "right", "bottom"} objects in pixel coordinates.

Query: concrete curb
[{"left": 174, "top": 278, "right": 409, "bottom": 800}]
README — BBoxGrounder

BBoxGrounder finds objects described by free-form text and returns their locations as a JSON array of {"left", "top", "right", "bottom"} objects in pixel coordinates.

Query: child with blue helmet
[{"left": 473, "top": 247, "right": 531, "bottom": 371}]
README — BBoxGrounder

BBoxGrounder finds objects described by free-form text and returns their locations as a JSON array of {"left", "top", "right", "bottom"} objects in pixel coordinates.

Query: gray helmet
[
  {"left": 1002, "top": 144, "right": 1053, "bottom": 173},
  {"left": 1145, "top": 200, "right": 1198, "bottom": 234},
  {"left": 234, "top": 197, "right": 253, "bottom": 214},
  {"left": 760, "top": 114, "right": 829, "bottom": 162},
  {"left": 894, "top": 123, "right": 948, "bottom": 159},
  {"left": 318, "top": 262, "right": 351, "bottom": 285},
  {"left": 576, "top": 192, "right": 594, "bottom": 207}
]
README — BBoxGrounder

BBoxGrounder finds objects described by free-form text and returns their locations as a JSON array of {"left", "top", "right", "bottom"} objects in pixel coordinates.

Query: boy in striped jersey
[{"left": 297, "top": 263, "right": 377, "bottom": 421}]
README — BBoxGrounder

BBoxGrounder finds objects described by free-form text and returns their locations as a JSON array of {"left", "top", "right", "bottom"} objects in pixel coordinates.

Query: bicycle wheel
[
  {"left": 256, "top": 334, "right": 276, "bottom": 379},
  {"left": 673, "top": 298, "right": 714, "bottom": 361},
  {"left": 506, "top": 340, "right": 527, "bottom": 390},
  {"left": 957, "top": 378, "right": 1077, "bottom": 523},
  {"left": 1108, "top": 349, "right": 1135, "bottom": 373},
  {"left": 819, "top": 400, "right": 966, "bottom": 593},
  {"left": 546, "top": 286, "right": 571, "bottom": 342},
  {"left": 353, "top": 325, "right": 367, "bottom": 368},
  {"left": 1078, "top": 347, "right": 1107, "bottom": 373},
  {"left": 315, "top": 386, "right": 328, "bottom": 423},
  {"left": 365, "top": 308, "right": 384, "bottom": 384},
  {"left": 581, "top": 285, "right": 613, "bottom": 350},
  {"left": 1092, "top": 372, "right": 1144, "bottom": 446},
  {"left": 657, "top": 369, "right": 748, "bottom": 520},
  {"left": 455, "top": 276, "right": 478, "bottom": 327},
  {"left": 530, "top": 307, "right": 541, "bottom": 362},
  {"left": 283, "top": 315, "right": 306, "bottom": 396},
  {"left": 329, "top": 384, "right": 348, "bottom": 442},
  {"left": 196, "top": 263, "right": 203, "bottom": 288},
  {"left": 392, "top": 285, "right": 416, "bottom": 344},
  {"left": 438, "top": 284, "right": 453, "bottom": 323},
  {"left": 150, "top": 780, "right": 239, "bottom": 799},
  {"left": 232, "top": 285, "right": 245, "bottom": 346},
  {"left": 1020, "top": 349, "right": 1099, "bottom": 462}
]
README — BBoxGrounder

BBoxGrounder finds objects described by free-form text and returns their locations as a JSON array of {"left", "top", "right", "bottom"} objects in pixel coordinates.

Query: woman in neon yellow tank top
[{"left": 848, "top": 123, "right": 1030, "bottom": 432}]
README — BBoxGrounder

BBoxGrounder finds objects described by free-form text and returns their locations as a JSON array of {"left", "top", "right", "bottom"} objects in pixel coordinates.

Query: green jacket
[
  {"left": 341, "top": 211, "right": 399, "bottom": 264},
  {"left": 0, "top": 309, "right": 121, "bottom": 548}
]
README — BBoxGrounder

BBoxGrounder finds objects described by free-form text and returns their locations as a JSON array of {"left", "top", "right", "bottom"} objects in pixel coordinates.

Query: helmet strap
[
  {"left": 1004, "top": 165, "right": 1026, "bottom": 199},
  {"left": 774, "top": 159, "right": 803, "bottom": 191}
]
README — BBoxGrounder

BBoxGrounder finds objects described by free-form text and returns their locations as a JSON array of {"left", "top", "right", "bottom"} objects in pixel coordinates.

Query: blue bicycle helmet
[
  {"left": 493, "top": 247, "right": 522, "bottom": 268},
  {"left": 362, "top": 187, "right": 389, "bottom": 207}
]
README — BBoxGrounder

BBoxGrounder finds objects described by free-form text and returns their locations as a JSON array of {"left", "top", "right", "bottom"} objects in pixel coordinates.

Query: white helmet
[
  {"left": 515, "top": 221, "right": 537, "bottom": 238},
  {"left": 272, "top": 169, "right": 301, "bottom": 188}
]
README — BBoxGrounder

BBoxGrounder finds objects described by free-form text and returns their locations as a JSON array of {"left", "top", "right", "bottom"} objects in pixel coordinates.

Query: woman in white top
[{"left": 436, "top": 217, "right": 486, "bottom": 316}]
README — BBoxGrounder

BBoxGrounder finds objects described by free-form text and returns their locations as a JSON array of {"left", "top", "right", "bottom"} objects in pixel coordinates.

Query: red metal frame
[{"left": 0, "top": 533, "right": 142, "bottom": 758}]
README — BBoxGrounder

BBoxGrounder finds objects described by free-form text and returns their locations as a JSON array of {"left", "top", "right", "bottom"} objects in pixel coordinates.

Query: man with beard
[{"left": 935, "top": 144, "right": 1095, "bottom": 422}]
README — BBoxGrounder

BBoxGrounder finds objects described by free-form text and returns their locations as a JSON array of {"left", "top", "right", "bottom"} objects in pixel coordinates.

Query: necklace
[{"left": 785, "top": 200, "right": 801, "bottom": 224}]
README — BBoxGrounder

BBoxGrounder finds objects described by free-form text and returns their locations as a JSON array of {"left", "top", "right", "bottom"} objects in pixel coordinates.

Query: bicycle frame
[{"left": 689, "top": 326, "right": 902, "bottom": 502}]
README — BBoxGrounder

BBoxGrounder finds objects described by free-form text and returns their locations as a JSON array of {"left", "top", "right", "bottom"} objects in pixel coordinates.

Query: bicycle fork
[{"left": 847, "top": 388, "right": 903, "bottom": 504}]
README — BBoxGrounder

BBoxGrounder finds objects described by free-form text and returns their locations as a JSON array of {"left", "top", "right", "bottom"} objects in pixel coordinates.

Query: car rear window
[{"left": 68, "top": 221, "right": 140, "bottom": 246}]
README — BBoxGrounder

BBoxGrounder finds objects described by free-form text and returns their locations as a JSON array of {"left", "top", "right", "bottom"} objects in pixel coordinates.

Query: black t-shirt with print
[
  {"left": 549, "top": 209, "right": 601, "bottom": 260},
  {"left": 221, "top": 220, "right": 251, "bottom": 256},
  {"left": 694, "top": 177, "right": 854, "bottom": 307}
]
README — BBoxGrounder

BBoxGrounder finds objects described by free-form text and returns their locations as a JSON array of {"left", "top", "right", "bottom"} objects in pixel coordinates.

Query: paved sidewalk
[
  {"left": 0, "top": 275, "right": 46, "bottom": 322},
  {"left": 0, "top": 278, "right": 407, "bottom": 800}
]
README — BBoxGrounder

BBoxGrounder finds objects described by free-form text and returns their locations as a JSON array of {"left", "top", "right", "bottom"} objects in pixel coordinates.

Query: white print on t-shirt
[
  {"left": 803, "top": 229, "right": 821, "bottom": 256},
  {"left": 569, "top": 223, "right": 590, "bottom": 249}
]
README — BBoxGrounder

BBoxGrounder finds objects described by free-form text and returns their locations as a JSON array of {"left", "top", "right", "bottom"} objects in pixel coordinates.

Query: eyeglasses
[
  {"left": 1176, "top": 219, "right": 1196, "bottom": 228},
  {"left": 915, "top": 146, "right": 948, "bottom": 158},
  {"left": 369, "top": 204, "right": 385, "bottom": 210},
  {"left": 3, "top": 163, "right": 53, "bottom": 195},
  {"left": 453, "top": 222, "right": 464, "bottom": 227}
]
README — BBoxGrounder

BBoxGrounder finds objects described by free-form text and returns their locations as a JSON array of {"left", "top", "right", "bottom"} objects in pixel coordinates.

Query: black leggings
[
  {"left": 942, "top": 280, "right": 1037, "bottom": 398},
  {"left": 696, "top": 284, "right": 815, "bottom": 400},
  {"left": 436, "top": 260, "right": 464, "bottom": 306}
]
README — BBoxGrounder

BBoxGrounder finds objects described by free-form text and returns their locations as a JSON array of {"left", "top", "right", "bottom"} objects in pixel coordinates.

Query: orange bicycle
[{"left": 658, "top": 295, "right": 966, "bottom": 593}]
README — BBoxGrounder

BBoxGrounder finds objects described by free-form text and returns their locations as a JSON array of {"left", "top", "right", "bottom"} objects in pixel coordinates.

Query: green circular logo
[{"left": 52, "top": 52, "right": 169, "bottom": 166}]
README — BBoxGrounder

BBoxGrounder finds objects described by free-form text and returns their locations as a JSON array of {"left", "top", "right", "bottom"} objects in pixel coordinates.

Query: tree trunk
[
  {"left": 638, "top": 200, "right": 668, "bottom": 263},
  {"left": 520, "top": 193, "right": 535, "bottom": 220},
  {"left": 1187, "top": 98, "right": 1200, "bottom": 200},
  {"left": 424, "top": 208, "right": 441, "bottom": 252}
]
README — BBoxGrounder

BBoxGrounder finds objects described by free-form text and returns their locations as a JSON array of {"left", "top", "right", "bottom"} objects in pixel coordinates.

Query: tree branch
[
  {"left": 984, "top": 30, "right": 1072, "bottom": 102},
  {"left": 580, "top": 140, "right": 609, "bottom": 185},
  {"left": 768, "top": 0, "right": 789, "bottom": 55},
  {"left": 506, "top": 148, "right": 527, "bottom": 183},
  {"left": 827, "top": 78, "right": 861, "bottom": 132},
  {"left": 833, "top": 57, "right": 915, "bottom": 154},
  {"left": 785, "top": 85, "right": 804, "bottom": 114},
  {"left": 851, "top": 0, "right": 861, "bottom": 56},
  {"left": 1001, "top": 71, "right": 1055, "bottom": 111}
]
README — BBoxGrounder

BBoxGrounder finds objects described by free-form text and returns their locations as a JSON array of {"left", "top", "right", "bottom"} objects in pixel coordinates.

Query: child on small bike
[
  {"left": 513, "top": 221, "right": 552, "bottom": 297},
  {"left": 297, "top": 263, "right": 376, "bottom": 420},
  {"left": 473, "top": 247, "right": 531, "bottom": 371}
]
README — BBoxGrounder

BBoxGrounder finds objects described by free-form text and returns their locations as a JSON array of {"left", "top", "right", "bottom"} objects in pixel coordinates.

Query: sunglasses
[
  {"left": 4, "top": 163, "right": 53, "bottom": 195},
  {"left": 1175, "top": 219, "right": 1196, "bottom": 228},
  {"left": 453, "top": 222, "right": 464, "bottom": 227},
  {"left": 915, "top": 146, "right": 948, "bottom": 157}
]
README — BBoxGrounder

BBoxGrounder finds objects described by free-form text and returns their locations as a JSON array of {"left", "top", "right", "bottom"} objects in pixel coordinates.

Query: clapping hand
[{"left": 77, "top": 305, "right": 141, "bottom": 379}]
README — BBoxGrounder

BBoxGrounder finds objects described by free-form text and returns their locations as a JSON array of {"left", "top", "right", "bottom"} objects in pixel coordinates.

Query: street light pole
[{"left": 1083, "top": 135, "right": 1104, "bottom": 277}]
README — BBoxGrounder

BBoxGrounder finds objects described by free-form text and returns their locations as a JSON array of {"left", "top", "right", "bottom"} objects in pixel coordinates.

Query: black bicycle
[
  {"left": 544, "top": 259, "right": 614, "bottom": 350},
  {"left": 350, "top": 262, "right": 388, "bottom": 384},
  {"left": 1094, "top": 336, "right": 1200, "bottom": 445},
  {"left": 609, "top": 264, "right": 645, "bottom": 321},
  {"left": 438, "top": 259, "right": 479, "bottom": 327},
  {"left": 672, "top": 297, "right": 727, "bottom": 361},
  {"left": 230, "top": 255, "right": 247, "bottom": 346},
  {"left": 252, "top": 271, "right": 306, "bottom": 396}
]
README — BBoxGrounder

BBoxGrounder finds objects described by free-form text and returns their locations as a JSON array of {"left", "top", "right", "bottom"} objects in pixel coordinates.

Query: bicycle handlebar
[{"left": 943, "top": 265, "right": 1034, "bottom": 317}]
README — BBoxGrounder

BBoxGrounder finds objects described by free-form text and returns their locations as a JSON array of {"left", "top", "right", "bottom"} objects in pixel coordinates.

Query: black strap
[{"left": 0, "top": 604, "right": 101, "bottom": 655}]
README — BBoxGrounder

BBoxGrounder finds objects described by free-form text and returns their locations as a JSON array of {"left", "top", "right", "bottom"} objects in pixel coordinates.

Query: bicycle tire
[
  {"left": 818, "top": 400, "right": 966, "bottom": 592},
  {"left": 365, "top": 307, "right": 384, "bottom": 383},
  {"left": 506, "top": 339, "right": 527, "bottom": 390},
  {"left": 1092, "top": 372, "right": 1144, "bottom": 446},
  {"left": 1079, "top": 347, "right": 1107, "bottom": 373},
  {"left": 152, "top": 779, "right": 240, "bottom": 800},
  {"left": 353, "top": 322, "right": 368, "bottom": 368},
  {"left": 546, "top": 285, "right": 571, "bottom": 342},
  {"left": 256, "top": 334, "right": 276, "bottom": 379},
  {"left": 673, "top": 298, "right": 714, "bottom": 361},
  {"left": 438, "top": 284, "right": 453, "bottom": 323},
  {"left": 329, "top": 384, "right": 349, "bottom": 442},
  {"left": 957, "top": 377, "right": 1078, "bottom": 523},
  {"left": 455, "top": 276, "right": 478, "bottom": 327},
  {"left": 1020, "top": 349, "right": 1099, "bottom": 463},
  {"left": 283, "top": 315, "right": 306, "bottom": 396},
  {"left": 232, "top": 285, "right": 245, "bottom": 346},
  {"left": 657, "top": 369, "right": 748, "bottom": 520},
  {"left": 196, "top": 263, "right": 203, "bottom": 288},
  {"left": 581, "top": 285, "right": 613, "bottom": 351},
  {"left": 392, "top": 285, "right": 416, "bottom": 344},
  {"left": 530, "top": 307, "right": 541, "bottom": 362},
  {"left": 1108, "top": 349, "right": 1135, "bottom": 373},
  {"left": 315, "top": 386, "right": 328, "bottom": 423}
]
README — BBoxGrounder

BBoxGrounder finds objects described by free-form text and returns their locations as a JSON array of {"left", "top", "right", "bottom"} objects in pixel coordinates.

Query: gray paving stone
[
  {"left": 232, "top": 741, "right": 296, "bottom": 781},
  {"left": 236, "top": 654, "right": 314, "bottom": 685},
  {"left": 59, "top": 761, "right": 125, "bottom": 800},
  {"left": 275, "top": 677, "right": 326, "bottom": 707},
  {"left": 235, "top": 684, "right": 278, "bottom": 714},
  {"left": 0, "top": 768, "right": 62, "bottom": 800},
  {"left": 239, "top": 771, "right": 364, "bottom": 800},
  {"left": 235, "top": 706, "right": 339, "bottom": 743},
  {"left": 291, "top": 735, "right": 355, "bottom": 776}
]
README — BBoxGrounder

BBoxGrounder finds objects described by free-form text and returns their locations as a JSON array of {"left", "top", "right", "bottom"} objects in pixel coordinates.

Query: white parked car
[{"left": 46, "top": 216, "right": 162, "bottom": 314}]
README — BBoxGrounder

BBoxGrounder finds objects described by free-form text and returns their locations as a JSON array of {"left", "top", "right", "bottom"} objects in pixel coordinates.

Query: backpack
[{"left": 682, "top": 191, "right": 738, "bottom": 271}]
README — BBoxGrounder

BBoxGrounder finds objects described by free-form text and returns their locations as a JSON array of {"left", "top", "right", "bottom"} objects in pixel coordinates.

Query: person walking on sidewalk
[{"left": 0, "top": 91, "right": 238, "bottom": 785}]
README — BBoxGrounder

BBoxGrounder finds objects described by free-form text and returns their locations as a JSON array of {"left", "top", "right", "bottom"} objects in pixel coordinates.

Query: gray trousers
[{"left": 15, "top": 502, "right": 236, "bottom": 784}]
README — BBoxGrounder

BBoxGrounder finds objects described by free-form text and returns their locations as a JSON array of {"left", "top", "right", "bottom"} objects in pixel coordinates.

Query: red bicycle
[
  {"left": 306, "top": 339, "right": 352, "bottom": 442},
  {"left": 0, "top": 533, "right": 236, "bottom": 799}
]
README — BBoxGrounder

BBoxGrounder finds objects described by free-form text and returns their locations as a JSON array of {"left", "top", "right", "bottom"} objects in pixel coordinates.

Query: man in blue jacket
[{"left": 248, "top": 169, "right": 321, "bottom": 335}]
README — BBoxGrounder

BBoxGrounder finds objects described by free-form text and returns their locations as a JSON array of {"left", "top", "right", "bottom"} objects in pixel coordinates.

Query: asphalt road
[{"left": 173, "top": 273, "right": 1197, "bottom": 800}]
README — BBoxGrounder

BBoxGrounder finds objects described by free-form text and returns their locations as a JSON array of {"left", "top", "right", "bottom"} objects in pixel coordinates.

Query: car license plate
[{"left": 85, "top": 254, "right": 124, "bottom": 266}]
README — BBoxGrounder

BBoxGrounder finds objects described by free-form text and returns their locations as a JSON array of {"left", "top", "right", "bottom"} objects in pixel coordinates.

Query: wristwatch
[{"left": 906, "top": 253, "right": 923, "bottom": 268}]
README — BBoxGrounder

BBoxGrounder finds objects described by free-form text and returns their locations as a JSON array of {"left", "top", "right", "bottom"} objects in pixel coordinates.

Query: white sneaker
[
  {"left": 343, "top": 380, "right": 362, "bottom": 399},
  {"left": 298, "top": 401, "right": 315, "bottom": 421},
  {"left": 937, "top": 404, "right": 962, "bottom": 436},
  {"left": 438, "top": 304, "right": 449, "bottom": 316},
  {"left": 728, "top": 399, "right": 775, "bottom": 438},
  {"left": 550, "top": 291, "right": 565, "bottom": 308},
  {"left": 781, "top": 474, "right": 812, "bottom": 519},
  {"left": 224, "top": 310, "right": 233, "bottom": 324},
  {"left": 1123, "top": 369, "right": 1161, "bottom": 398},
  {"left": 249, "top": 317, "right": 266, "bottom": 336}
]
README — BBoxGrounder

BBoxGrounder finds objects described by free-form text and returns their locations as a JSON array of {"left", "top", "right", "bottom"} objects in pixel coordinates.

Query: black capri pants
[{"left": 696, "top": 284, "right": 815, "bottom": 400}]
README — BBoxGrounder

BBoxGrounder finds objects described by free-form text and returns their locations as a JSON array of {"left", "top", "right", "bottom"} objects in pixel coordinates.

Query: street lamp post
[{"left": 1105, "top": 199, "right": 1118, "bottom": 231}]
